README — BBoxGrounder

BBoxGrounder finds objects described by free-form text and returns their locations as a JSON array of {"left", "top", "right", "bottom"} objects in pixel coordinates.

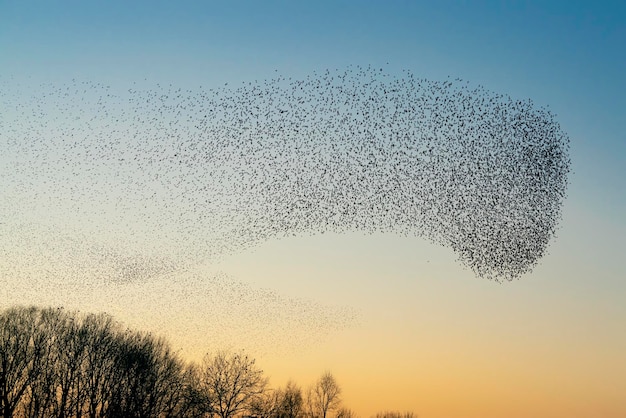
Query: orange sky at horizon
[{"left": 1, "top": 212, "right": 624, "bottom": 418}]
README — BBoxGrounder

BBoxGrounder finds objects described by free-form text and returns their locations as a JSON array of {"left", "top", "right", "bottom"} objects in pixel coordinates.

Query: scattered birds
[{"left": 0, "top": 65, "right": 570, "bottom": 286}]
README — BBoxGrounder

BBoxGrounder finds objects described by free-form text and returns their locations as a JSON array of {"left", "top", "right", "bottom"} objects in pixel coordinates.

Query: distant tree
[
  {"left": 176, "top": 364, "right": 213, "bottom": 418},
  {"left": 248, "top": 388, "right": 281, "bottom": 418},
  {"left": 336, "top": 408, "right": 357, "bottom": 418},
  {"left": 306, "top": 372, "right": 341, "bottom": 418},
  {"left": 20, "top": 307, "right": 64, "bottom": 418},
  {"left": 277, "top": 381, "right": 303, "bottom": 418},
  {"left": 107, "top": 330, "right": 187, "bottom": 418},
  {"left": 49, "top": 309, "right": 90, "bottom": 418},
  {"left": 0, "top": 306, "right": 48, "bottom": 418},
  {"left": 199, "top": 350, "right": 268, "bottom": 418},
  {"left": 373, "top": 411, "right": 416, "bottom": 418},
  {"left": 80, "top": 312, "right": 123, "bottom": 418}
]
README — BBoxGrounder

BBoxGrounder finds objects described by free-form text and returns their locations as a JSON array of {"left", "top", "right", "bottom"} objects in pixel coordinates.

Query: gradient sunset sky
[{"left": 1, "top": 1, "right": 625, "bottom": 418}]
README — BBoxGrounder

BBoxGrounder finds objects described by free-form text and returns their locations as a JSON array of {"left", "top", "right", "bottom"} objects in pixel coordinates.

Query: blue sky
[
  {"left": 1, "top": 1, "right": 625, "bottom": 417},
  {"left": 2, "top": 1, "right": 624, "bottom": 189}
]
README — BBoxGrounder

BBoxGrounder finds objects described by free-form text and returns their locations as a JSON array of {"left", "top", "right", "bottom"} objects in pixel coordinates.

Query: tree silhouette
[
  {"left": 1, "top": 307, "right": 198, "bottom": 418},
  {"left": 0, "top": 306, "right": 365, "bottom": 418},
  {"left": 373, "top": 411, "right": 416, "bottom": 418},
  {"left": 306, "top": 372, "right": 341, "bottom": 418},
  {"left": 199, "top": 350, "right": 268, "bottom": 418},
  {"left": 107, "top": 330, "right": 187, "bottom": 418},
  {"left": 0, "top": 306, "right": 48, "bottom": 418},
  {"left": 248, "top": 388, "right": 281, "bottom": 418},
  {"left": 277, "top": 381, "right": 303, "bottom": 418},
  {"left": 336, "top": 408, "right": 357, "bottom": 418},
  {"left": 80, "top": 313, "right": 123, "bottom": 418}
]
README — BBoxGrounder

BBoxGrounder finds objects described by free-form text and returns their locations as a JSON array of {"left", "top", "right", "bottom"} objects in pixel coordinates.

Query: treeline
[{"left": 0, "top": 306, "right": 416, "bottom": 418}]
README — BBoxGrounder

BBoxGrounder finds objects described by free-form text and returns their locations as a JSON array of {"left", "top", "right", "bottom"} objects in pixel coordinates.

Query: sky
[{"left": 1, "top": 1, "right": 625, "bottom": 417}]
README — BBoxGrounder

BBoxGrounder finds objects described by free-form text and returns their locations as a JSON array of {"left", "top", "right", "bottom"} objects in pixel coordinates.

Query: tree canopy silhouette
[{"left": 1, "top": 305, "right": 415, "bottom": 418}]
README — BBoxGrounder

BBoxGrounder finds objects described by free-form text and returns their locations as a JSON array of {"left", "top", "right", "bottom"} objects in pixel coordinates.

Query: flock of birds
[
  {"left": 1, "top": 65, "right": 570, "bottom": 285},
  {"left": 0, "top": 65, "right": 570, "bottom": 350}
]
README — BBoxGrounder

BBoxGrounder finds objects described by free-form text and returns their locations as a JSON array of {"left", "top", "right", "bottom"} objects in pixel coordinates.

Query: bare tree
[
  {"left": 199, "top": 350, "right": 268, "bottom": 418},
  {"left": 20, "top": 307, "right": 64, "bottom": 418},
  {"left": 19, "top": 308, "right": 111, "bottom": 418},
  {"left": 0, "top": 306, "right": 213, "bottom": 418},
  {"left": 50, "top": 310, "right": 90, "bottom": 418},
  {"left": 248, "top": 388, "right": 281, "bottom": 418},
  {"left": 373, "top": 412, "right": 416, "bottom": 418},
  {"left": 5, "top": 306, "right": 348, "bottom": 418},
  {"left": 0, "top": 306, "right": 48, "bottom": 418},
  {"left": 107, "top": 330, "right": 187, "bottom": 418},
  {"left": 336, "top": 408, "right": 357, "bottom": 418},
  {"left": 277, "top": 381, "right": 303, "bottom": 418},
  {"left": 306, "top": 372, "right": 341, "bottom": 418},
  {"left": 80, "top": 313, "right": 122, "bottom": 418},
  {"left": 175, "top": 364, "right": 212, "bottom": 418}
]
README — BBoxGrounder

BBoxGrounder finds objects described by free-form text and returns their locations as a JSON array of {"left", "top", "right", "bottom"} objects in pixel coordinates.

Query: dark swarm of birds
[{"left": 0, "top": 65, "right": 570, "bottom": 285}]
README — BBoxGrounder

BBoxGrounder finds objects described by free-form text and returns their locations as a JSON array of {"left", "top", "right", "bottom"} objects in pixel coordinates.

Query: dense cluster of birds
[{"left": 1, "top": 65, "right": 570, "bottom": 285}]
